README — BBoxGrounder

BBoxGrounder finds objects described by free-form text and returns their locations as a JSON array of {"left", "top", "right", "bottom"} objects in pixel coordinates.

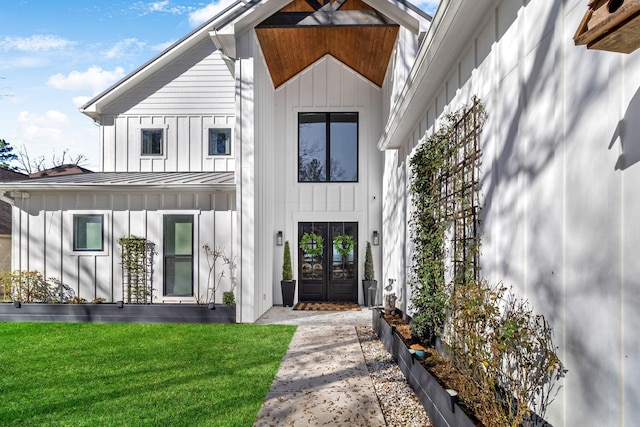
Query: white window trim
[
  {"left": 138, "top": 124, "right": 168, "bottom": 159},
  {"left": 158, "top": 210, "right": 201, "bottom": 303},
  {"left": 205, "top": 125, "right": 233, "bottom": 157},
  {"left": 66, "top": 211, "right": 111, "bottom": 256}
]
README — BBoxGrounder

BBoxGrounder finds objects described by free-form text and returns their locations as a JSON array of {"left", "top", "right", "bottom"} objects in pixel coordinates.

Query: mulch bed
[{"left": 292, "top": 301, "right": 361, "bottom": 311}]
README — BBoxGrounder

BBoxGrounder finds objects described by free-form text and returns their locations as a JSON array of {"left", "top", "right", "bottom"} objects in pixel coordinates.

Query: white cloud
[
  {"left": 131, "top": 1, "right": 195, "bottom": 16},
  {"left": 72, "top": 96, "right": 93, "bottom": 108},
  {"left": 15, "top": 110, "right": 67, "bottom": 144},
  {"left": 47, "top": 66, "right": 126, "bottom": 94},
  {"left": 12, "top": 110, "right": 99, "bottom": 170},
  {"left": 152, "top": 40, "right": 176, "bottom": 52},
  {"left": 415, "top": 0, "right": 440, "bottom": 15},
  {"left": 189, "top": 0, "right": 238, "bottom": 27},
  {"left": 103, "top": 38, "right": 147, "bottom": 59},
  {"left": 0, "top": 35, "right": 76, "bottom": 52}
]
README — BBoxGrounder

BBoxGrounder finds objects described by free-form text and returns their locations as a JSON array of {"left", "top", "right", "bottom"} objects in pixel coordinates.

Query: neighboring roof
[
  {"left": 0, "top": 168, "right": 27, "bottom": 180},
  {"left": 29, "top": 164, "right": 93, "bottom": 178},
  {"left": 0, "top": 172, "right": 235, "bottom": 191}
]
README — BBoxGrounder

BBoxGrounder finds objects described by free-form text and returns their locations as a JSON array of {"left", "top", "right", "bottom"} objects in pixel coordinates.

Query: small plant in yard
[
  {"left": 202, "top": 243, "right": 225, "bottom": 304},
  {"left": 222, "top": 251, "right": 237, "bottom": 306},
  {"left": 3, "top": 271, "right": 75, "bottom": 303}
]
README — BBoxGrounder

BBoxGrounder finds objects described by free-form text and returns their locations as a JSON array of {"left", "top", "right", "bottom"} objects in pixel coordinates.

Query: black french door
[{"left": 298, "top": 222, "right": 358, "bottom": 302}]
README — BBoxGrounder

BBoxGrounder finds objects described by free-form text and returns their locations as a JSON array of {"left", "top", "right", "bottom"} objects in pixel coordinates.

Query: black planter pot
[{"left": 281, "top": 280, "right": 296, "bottom": 307}]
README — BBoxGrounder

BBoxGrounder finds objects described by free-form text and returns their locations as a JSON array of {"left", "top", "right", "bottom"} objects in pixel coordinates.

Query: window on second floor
[
  {"left": 141, "top": 129, "right": 164, "bottom": 156},
  {"left": 298, "top": 112, "right": 358, "bottom": 182},
  {"left": 208, "top": 128, "right": 232, "bottom": 156}
]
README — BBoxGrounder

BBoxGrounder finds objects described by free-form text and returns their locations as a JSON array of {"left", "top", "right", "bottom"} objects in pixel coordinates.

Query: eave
[
  {"left": 255, "top": 0, "right": 409, "bottom": 88},
  {"left": 378, "top": 0, "right": 497, "bottom": 150}
]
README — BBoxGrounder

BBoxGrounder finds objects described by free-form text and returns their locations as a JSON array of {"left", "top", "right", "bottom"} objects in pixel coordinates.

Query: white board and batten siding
[
  {"left": 271, "top": 55, "right": 385, "bottom": 306},
  {"left": 99, "top": 38, "right": 236, "bottom": 173},
  {"left": 12, "top": 190, "right": 236, "bottom": 304},
  {"left": 382, "top": 0, "right": 640, "bottom": 425}
]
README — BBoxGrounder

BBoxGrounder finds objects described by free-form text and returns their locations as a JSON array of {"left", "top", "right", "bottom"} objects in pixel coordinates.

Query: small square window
[
  {"left": 142, "top": 129, "right": 164, "bottom": 156},
  {"left": 73, "top": 215, "right": 103, "bottom": 251},
  {"left": 208, "top": 128, "right": 231, "bottom": 155}
]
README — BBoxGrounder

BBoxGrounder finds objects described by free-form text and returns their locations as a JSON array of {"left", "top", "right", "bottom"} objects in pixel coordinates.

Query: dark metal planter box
[
  {"left": 372, "top": 308, "right": 477, "bottom": 427},
  {"left": 0, "top": 303, "right": 236, "bottom": 324}
]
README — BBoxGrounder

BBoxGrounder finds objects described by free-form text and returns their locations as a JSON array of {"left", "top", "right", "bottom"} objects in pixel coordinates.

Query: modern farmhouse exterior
[
  {"left": 1, "top": 0, "right": 639, "bottom": 424},
  {"left": 1, "top": 0, "right": 430, "bottom": 320}
]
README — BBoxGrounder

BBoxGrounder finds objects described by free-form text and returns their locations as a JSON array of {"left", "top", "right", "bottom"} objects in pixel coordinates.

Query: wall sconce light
[
  {"left": 372, "top": 230, "right": 380, "bottom": 246},
  {"left": 276, "top": 231, "right": 283, "bottom": 246}
]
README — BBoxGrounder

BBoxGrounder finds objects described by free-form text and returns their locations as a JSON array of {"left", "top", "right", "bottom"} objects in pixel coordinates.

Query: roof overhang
[
  {"left": 253, "top": 0, "right": 426, "bottom": 87},
  {"left": 0, "top": 172, "right": 236, "bottom": 192},
  {"left": 378, "top": 0, "right": 497, "bottom": 150},
  {"left": 79, "top": 0, "right": 258, "bottom": 121}
]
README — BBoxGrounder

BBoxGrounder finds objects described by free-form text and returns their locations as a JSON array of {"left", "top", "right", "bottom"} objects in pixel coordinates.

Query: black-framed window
[
  {"left": 163, "top": 215, "right": 194, "bottom": 297},
  {"left": 208, "top": 128, "right": 231, "bottom": 155},
  {"left": 298, "top": 112, "right": 358, "bottom": 182},
  {"left": 141, "top": 129, "right": 164, "bottom": 156},
  {"left": 73, "top": 214, "right": 104, "bottom": 251}
]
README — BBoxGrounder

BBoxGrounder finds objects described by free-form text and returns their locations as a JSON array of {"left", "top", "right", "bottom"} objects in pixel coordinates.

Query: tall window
[
  {"left": 208, "top": 128, "right": 231, "bottom": 155},
  {"left": 298, "top": 112, "right": 358, "bottom": 182},
  {"left": 73, "top": 214, "right": 103, "bottom": 251},
  {"left": 163, "top": 215, "right": 193, "bottom": 297},
  {"left": 141, "top": 129, "right": 164, "bottom": 156}
]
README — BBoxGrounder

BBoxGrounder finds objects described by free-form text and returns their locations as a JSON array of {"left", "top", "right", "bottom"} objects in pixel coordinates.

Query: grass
[{"left": 0, "top": 322, "right": 296, "bottom": 427}]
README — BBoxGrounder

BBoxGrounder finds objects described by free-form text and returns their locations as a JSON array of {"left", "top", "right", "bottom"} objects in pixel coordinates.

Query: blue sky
[{"left": 0, "top": 0, "right": 439, "bottom": 171}]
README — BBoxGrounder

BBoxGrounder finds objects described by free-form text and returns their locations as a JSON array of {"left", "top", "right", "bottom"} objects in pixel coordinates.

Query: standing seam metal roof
[{"left": 0, "top": 172, "right": 235, "bottom": 190}]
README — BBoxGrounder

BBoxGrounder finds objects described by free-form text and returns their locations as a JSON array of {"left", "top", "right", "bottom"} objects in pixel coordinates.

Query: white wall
[
  {"left": 383, "top": 0, "right": 640, "bottom": 425},
  {"left": 11, "top": 190, "right": 236, "bottom": 304},
  {"left": 272, "top": 55, "right": 384, "bottom": 306},
  {"left": 99, "top": 38, "right": 236, "bottom": 173}
]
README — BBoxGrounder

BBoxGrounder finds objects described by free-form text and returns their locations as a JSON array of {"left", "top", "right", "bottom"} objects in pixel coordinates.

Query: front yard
[{"left": 0, "top": 322, "right": 295, "bottom": 426}]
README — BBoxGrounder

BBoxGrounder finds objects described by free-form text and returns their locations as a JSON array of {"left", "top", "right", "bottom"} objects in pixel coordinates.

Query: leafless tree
[{"left": 13, "top": 145, "right": 88, "bottom": 174}]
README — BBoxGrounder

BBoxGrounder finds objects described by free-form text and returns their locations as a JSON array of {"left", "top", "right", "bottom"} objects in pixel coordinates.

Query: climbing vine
[
  {"left": 409, "top": 96, "right": 486, "bottom": 337},
  {"left": 119, "top": 236, "right": 156, "bottom": 304},
  {"left": 408, "top": 97, "right": 566, "bottom": 425}
]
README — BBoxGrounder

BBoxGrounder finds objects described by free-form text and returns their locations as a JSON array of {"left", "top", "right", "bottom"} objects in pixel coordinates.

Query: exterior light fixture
[
  {"left": 372, "top": 230, "right": 380, "bottom": 246},
  {"left": 276, "top": 231, "right": 283, "bottom": 246}
]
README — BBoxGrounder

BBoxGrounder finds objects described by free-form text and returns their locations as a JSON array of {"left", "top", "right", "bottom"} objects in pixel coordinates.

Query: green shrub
[
  {"left": 222, "top": 291, "right": 235, "bottom": 306},
  {"left": 364, "top": 241, "right": 375, "bottom": 281},
  {"left": 282, "top": 241, "right": 293, "bottom": 281}
]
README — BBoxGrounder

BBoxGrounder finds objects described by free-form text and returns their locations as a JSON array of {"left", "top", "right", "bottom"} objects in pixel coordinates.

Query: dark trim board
[{"left": 0, "top": 303, "right": 236, "bottom": 324}]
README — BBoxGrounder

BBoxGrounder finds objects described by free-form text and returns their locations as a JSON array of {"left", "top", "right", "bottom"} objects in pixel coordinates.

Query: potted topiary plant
[
  {"left": 281, "top": 241, "right": 296, "bottom": 307},
  {"left": 363, "top": 241, "right": 378, "bottom": 306}
]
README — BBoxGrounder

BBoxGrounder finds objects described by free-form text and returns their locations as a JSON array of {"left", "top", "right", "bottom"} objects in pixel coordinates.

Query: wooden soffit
[{"left": 256, "top": 0, "right": 399, "bottom": 87}]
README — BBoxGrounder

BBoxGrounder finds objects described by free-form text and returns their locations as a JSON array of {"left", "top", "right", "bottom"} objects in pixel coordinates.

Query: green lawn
[{"left": 0, "top": 322, "right": 296, "bottom": 427}]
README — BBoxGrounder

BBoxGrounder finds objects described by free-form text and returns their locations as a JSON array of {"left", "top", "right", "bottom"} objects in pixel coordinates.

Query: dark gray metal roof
[{"left": 0, "top": 172, "right": 235, "bottom": 191}]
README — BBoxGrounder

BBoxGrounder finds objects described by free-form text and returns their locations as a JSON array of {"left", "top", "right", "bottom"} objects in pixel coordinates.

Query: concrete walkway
[{"left": 254, "top": 306, "right": 385, "bottom": 426}]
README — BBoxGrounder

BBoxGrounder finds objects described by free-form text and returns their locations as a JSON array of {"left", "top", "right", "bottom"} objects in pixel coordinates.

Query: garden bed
[
  {"left": 372, "top": 307, "right": 478, "bottom": 427},
  {"left": 0, "top": 302, "right": 236, "bottom": 323}
]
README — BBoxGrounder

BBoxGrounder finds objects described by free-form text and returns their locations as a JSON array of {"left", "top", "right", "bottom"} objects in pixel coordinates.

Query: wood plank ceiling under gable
[{"left": 256, "top": 0, "right": 400, "bottom": 87}]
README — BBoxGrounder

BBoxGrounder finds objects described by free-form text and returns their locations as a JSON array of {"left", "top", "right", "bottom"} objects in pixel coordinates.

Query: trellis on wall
[
  {"left": 439, "top": 100, "right": 483, "bottom": 286},
  {"left": 119, "top": 237, "right": 156, "bottom": 304},
  {"left": 409, "top": 96, "right": 486, "bottom": 336}
]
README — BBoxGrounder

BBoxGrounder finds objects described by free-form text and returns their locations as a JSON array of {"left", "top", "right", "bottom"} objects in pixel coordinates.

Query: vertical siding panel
[{"left": 102, "top": 117, "right": 116, "bottom": 172}]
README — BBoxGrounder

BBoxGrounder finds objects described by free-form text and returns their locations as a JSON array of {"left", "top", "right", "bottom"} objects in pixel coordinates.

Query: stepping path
[{"left": 253, "top": 323, "right": 386, "bottom": 426}]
